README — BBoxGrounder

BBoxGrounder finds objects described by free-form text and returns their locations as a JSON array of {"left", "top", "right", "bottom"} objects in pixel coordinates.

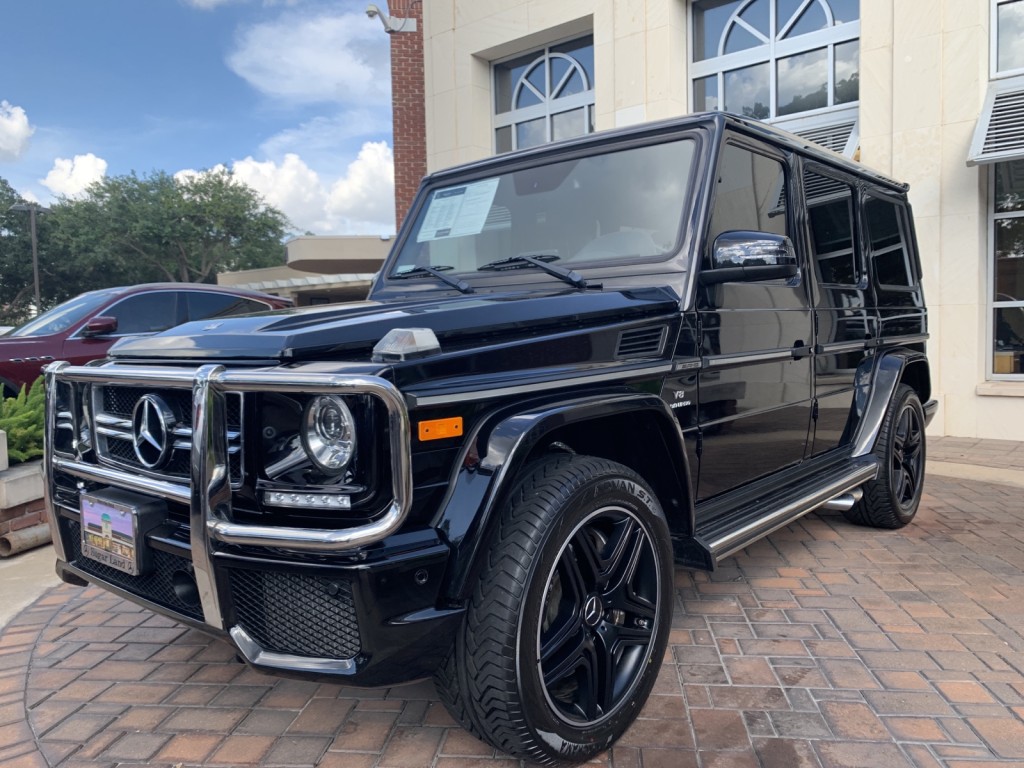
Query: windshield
[
  {"left": 8, "top": 290, "right": 117, "bottom": 337},
  {"left": 391, "top": 138, "right": 696, "bottom": 279}
]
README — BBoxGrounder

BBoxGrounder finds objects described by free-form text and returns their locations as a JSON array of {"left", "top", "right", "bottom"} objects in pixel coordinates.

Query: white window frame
[
  {"left": 491, "top": 36, "right": 595, "bottom": 154},
  {"left": 988, "top": 161, "right": 1024, "bottom": 380},
  {"left": 689, "top": 0, "right": 860, "bottom": 152},
  {"left": 992, "top": 0, "right": 1024, "bottom": 80}
]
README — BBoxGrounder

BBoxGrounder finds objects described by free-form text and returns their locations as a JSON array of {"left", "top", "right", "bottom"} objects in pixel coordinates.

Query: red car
[{"left": 0, "top": 283, "right": 292, "bottom": 398}]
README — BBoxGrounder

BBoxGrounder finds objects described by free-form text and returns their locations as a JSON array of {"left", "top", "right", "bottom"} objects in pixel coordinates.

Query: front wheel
[
  {"left": 844, "top": 383, "right": 926, "bottom": 529},
  {"left": 435, "top": 455, "right": 673, "bottom": 765}
]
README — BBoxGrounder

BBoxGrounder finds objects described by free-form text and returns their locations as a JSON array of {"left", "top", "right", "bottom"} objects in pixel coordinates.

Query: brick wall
[
  {"left": 0, "top": 498, "right": 46, "bottom": 538},
  {"left": 388, "top": 0, "right": 426, "bottom": 229}
]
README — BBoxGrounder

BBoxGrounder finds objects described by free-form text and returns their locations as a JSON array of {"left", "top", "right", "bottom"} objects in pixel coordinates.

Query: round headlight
[{"left": 302, "top": 395, "right": 355, "bottom": 472}]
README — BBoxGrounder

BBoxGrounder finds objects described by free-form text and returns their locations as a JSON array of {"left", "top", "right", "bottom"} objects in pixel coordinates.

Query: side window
[
  {"left": 708, "top": 143, "right": 788, "bottom": 248},
  {"left": 186, "top": 292, "right": 269, "bottom": 322},
  {"left": 865, "top": 196, "right": 914, "bottom": 288},
  {"left": 104, "top": 292, "right": 179, "bottom": 335},
  {"left": 804, "top": 170, "right": 858, "bottom": 286}
]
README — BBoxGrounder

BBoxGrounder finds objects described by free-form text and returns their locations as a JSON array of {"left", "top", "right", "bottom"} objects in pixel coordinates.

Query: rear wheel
[
  {"left": 844, "top": 384, "right": 925, "bottom": 529},
  {"left": 435, "top": 455, "right": 673, "bottom": 764}
]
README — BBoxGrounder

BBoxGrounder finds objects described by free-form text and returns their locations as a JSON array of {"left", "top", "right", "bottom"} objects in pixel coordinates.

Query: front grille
[
  {"left": 63, "top": 518, "right": 203, "bottom": 622},
  {"left": 92, "top": 385, "right": 243, "bottom": 486},
  {"left": 228, "top": 568, "right": 361, "bottom": 660}
]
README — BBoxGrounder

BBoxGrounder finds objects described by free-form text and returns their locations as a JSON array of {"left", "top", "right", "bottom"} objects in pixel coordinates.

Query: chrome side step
[
  {"left": 675, "top": 456, "right": 876, "bottom": 573},
  {"left": 700, "top": 461, "right": 878, "bottom": 565}
]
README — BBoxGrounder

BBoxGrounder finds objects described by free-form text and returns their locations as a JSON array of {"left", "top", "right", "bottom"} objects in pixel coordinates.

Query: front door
[{"left": 695, "top": 139, "right": 813, "bottom": 501}]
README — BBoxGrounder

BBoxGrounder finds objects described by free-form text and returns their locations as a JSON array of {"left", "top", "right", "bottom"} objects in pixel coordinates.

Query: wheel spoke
[
  {"left": 602, "top": 620, "right": 655, "bottom": 650},
  {"left": 597, "top": 517, "right": 639, "bottom": 589},
  {"left": 560, "top": 543, "right": 590, "bottom": 605},
  {"left": 608, "top": 545, "right": 658, "bottom": 621},
  {"left": 894, "top": 468, "right": 909, "bottom": 503},
  {"left": 541, "top": 628, "right": 588, "bottom": 689},
  {"left": 589, "top": 629, "right": 618, "bottom": 717},
  {"left": 570, "top": 527, "right": 604, "bottom": 587}
]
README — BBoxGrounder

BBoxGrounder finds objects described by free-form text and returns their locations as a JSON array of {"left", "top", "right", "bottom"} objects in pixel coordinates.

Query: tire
[
  {"left": 844, "top": 384, "right": 926, "bottom": 529},
  {"left": 434, "top": 455, "right": 673, "bottom": 765}
]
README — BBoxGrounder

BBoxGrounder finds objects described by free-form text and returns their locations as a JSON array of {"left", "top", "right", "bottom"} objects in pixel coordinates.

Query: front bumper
[{"left": 45, "top": 362, "right": 461, "bottom": 685}]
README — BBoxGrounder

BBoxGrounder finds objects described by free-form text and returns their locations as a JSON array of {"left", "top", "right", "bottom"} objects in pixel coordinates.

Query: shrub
[{"left": 0, "top": 377, "right": 44, "bottom": 464}]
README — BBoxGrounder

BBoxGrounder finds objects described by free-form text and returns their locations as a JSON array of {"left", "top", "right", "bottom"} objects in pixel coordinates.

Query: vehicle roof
[
  {"left": 78, "top": 282, "right": 291, "bottom": 304},
  {"left": 424, "top": 111, "right": 908, "bottom": 194}
]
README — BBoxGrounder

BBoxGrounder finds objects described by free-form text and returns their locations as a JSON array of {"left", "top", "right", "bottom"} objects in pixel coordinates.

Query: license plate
[{"left": 80, "top": 493, "right": 144, "bottom": 575}]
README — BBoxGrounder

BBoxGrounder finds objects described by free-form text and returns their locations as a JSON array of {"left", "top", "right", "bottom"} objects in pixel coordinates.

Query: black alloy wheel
[
  {"left": 434, "top": 455, "right": 673, "bottom": 765},
  {"left": 844, "top": 384, "right": 926, "bottom": 529},
  {"left": 538, "top": 506, "right": 660, "bottom": 725},
  {"left": 889, "top": 393, "right": 924, "bottom": 511}
]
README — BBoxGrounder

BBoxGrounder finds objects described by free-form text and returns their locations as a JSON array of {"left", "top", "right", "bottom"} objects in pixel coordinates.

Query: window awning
[
  {"left": 792, "top": 119, "right": 859, "bottom": 158},
  {"left": 771, "top": 106, "right": 860, "bottom": 159},
  {"left": 968, "top": 76, "right": 1024, "bottom": 166}
]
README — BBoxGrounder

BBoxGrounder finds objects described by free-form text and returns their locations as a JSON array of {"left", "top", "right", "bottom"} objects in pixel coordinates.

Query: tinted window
[
  {"left": 708, "top": 143, "right": 788, "bottom": 247},
  {"left": 186, "top": 292, "right": 269, "bottom": 321},
  {"left": 105, "top": 292, "right": 179, "bottom": 335},
  {"left": 865, "top": 197, "right": 912, "bottom": 287},
  {"left": 9, "top": 289, "right": 118, "bottom": 337},
  {"left": 805, "top": 170, "right": 857, "bottom": 286}
]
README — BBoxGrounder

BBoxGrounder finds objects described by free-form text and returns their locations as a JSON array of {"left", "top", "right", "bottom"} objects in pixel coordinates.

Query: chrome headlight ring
[{"left": 301, "top": 395, "right": 356, "bottom": 473}]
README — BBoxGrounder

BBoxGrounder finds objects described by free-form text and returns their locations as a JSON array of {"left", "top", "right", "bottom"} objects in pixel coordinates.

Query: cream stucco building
[{"left": 419, "top": 0, "right": 1024, "bottom": 439}]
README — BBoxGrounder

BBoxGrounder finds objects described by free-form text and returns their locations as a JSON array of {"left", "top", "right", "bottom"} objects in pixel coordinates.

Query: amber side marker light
[{"left": 419, "top": 417, "right": 463, "bottom": 441}]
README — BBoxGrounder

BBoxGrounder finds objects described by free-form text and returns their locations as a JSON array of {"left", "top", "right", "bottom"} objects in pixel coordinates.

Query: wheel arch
[
  {"left": 851, "top": 348, "right": 931, "bottom": 458},
  {"left": 434, "top": 391, "right": 694, "bottom": 602}
]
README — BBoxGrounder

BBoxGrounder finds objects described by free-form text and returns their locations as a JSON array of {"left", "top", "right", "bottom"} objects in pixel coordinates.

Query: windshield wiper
[
  {"left": 391, "top": 265, "right": 474, "bottom": 294},
  {"left": 477, "top": 252, "right": 588, "bottom": 290}
]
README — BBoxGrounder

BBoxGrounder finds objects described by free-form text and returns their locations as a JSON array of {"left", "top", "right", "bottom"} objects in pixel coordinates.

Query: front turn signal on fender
[{"left": 418, "top": 417, "right": 463, "bottom": 441}]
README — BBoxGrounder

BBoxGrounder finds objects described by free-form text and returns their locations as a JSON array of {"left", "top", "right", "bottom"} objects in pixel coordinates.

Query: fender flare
[
  {"left": 850, "top": 348, "right": 931, "bottom": 458},
  {"left": 432, "top": 390, "right": 694, "bottom": 602}
]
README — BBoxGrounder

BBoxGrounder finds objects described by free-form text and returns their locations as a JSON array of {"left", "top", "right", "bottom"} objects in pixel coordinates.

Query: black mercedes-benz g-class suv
[{"left": 44, "top": 112, "right": 935, "bottom": 764}]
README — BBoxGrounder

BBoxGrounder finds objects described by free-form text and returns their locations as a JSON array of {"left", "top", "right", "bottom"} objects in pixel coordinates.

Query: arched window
[
  {"left": 493, "top": 36, "right": 595, "bottom": 153},
  {"left": 691, "top": 0, "right": 859, "bottom": 152}
]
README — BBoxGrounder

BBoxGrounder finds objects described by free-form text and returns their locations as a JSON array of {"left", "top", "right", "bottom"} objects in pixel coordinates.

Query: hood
[{"left": 109, "top": 288, "right": 681, "bottom": 363}]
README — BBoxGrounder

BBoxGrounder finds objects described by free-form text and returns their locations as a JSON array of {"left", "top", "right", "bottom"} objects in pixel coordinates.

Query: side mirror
[
  {"left": 701, "top": 231, "right": 799, "bottom": 285},
  {"left": 81, "top": 316, "right": 118, "bottom": 337}
]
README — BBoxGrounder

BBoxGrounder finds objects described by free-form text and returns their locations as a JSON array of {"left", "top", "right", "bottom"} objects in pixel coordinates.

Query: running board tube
[
  {"left": 675, "top": 460, "right": 878, "bottom": 569},
  {"left": 707, "top": 462, "right": 876, "bottom": 562}
]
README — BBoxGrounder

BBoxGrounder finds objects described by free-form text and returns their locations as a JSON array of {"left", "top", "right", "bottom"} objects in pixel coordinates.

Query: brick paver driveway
[{"left": 2, "top": 472, "right": 1023, "bottom": 768}]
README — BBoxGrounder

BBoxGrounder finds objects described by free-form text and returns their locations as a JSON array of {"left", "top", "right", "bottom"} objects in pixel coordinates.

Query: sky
[{"left": 0, "top": 0, "right": 396, "bottom": 236}]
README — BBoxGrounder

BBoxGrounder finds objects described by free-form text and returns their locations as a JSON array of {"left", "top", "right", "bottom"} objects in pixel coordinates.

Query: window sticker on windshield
[{"left": 417, "top": 178, "right": 499, "bottom": 242}]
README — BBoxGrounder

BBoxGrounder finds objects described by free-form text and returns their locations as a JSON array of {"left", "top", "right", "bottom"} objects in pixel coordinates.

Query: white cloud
[
  {"left": 176, "top": 140, "right": 394, "bottom": 235},
  {"left": 184, "top": 0, "right": 301, "bottom": 7},
  {"left": 41, "top": 153, "right": 108, "bottom": 197},
  {"left": 232, "top": 153, "right": 326, "bottom": 230},
  {"left": 227, "top": 11, "right": 390, "bottom": 106},
  {"left": 182, "top": 0, "right": 239, "bottom": 9},
  {"left": 0, "top": 101, "right": 34, "bottom": 161},
  {"left": 326, "top": 141, "right": 394, "bottom": 232},
  {"left": 259, "top": 110, "right": 392, "bottom": 162}
]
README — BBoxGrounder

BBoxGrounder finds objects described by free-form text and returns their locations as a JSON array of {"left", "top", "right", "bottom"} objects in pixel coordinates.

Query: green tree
[
  {"left": 0, "top": 178, "right": 41, "bottom": 326},
  {"left": 48, "top": 169, "right": 289, "bottom": 290},
  {"left": 0, "top": 170, "right": 290, "bottom": 324}
]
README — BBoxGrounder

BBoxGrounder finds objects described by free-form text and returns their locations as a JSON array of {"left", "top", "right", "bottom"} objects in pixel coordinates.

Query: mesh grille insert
[
  {"left": 228, "top": 568, "right": 361, "bottom": 660},
  {"left": 64, "top": 518, "right": 203, "bottom": 622}
]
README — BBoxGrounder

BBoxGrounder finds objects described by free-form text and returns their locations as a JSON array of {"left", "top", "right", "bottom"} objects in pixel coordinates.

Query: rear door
[{"left": 801, "top": 163, "right": 874, "bottom": 457}]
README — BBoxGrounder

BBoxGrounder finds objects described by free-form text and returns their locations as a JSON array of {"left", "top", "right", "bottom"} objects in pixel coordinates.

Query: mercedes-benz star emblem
[
  {"left": 131, "top": 394, "right": 175, "bottom": 469},
  {"left": 583, "top": 595, "right": 603, "bottom": 627}
]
